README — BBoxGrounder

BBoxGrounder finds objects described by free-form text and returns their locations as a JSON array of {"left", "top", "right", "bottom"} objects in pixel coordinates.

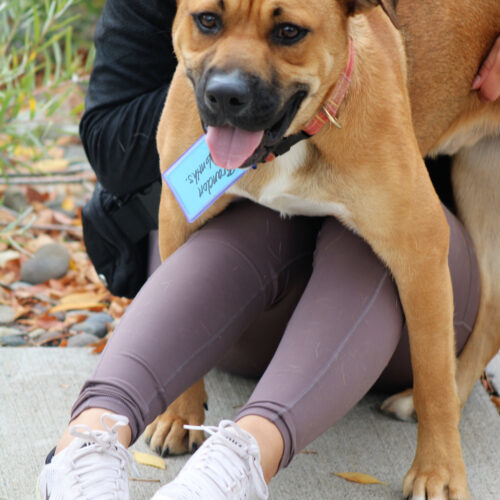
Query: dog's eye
[
  {"left": 272, "top": 23, "right": 309, "bottom": 46},
  {"left": 193, "top": 12, "right": 222, "bottom": 35}
]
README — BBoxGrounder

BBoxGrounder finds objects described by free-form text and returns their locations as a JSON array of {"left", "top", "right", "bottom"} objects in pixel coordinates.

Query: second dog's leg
[
  {"left": 381, "top": 137, "right": 500, "bottom": 421},
  {"left": 453, "top": 137, "right": 500, "bottom": 403}
]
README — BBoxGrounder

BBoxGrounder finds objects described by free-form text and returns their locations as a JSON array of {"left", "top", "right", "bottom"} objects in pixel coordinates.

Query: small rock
[
  {"left": 2, "top": 187, "right": 28, "bottom": 212},
  {"left": 28, "top": 328, "right": 47, "bottom": 340},
  {"left": 71, "top": 320, "right": 107, "bottom": 339},
  {"left": 9, "top": 281, "right": 34, "bottom": 290},
  {"left": 86, "top": 312, "right": 114, "bottom": 325},
  {"left": 0, "top": 305, "right": 15, "bottom": 325},
  {"left": 0, "top": 326, "right": 23, "bottom": 336},
  {"left": 36, "top": 331, "right": 63, "bottom": 345},
  {"left": 21, "top": 243, "right": 70, "bottom": 284},
  {"left": 1, "top": 334, "right": 28, "bottom": 347},
  {"left": 64, "top": 145, "right": 88, "bottom": 162},
  {"left": 67, "top": 332, "right": 99, "bottom": 347}
]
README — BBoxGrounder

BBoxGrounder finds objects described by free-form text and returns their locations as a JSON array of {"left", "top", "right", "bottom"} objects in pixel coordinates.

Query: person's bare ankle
[
  {"left": 236, "top": 415, "right": 284, "bottom": 483},
  {"left": 55, "top": 408, "right": 132, "bottom": 455}
]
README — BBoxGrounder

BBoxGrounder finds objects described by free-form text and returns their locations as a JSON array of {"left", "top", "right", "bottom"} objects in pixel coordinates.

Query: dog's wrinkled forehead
[{"left": 174, "top": 0, "right": 347, "bottom": 81}]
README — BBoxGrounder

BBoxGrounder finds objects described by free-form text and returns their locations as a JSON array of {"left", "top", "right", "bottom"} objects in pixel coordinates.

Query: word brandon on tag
[
  {"left": 163, "top": 136, "right": 248, "bottom": 223},
  {"left": 186, "top": 154, "right": 239, "bottom": 197}
]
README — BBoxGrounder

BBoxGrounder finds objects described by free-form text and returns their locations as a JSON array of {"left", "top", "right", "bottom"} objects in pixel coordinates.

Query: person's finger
[
  {"left": 472, "top": 36, "right": 500, "bottom": 101},
  {"left": 479, "top": 50, "right": 500, "bottom": 101}
]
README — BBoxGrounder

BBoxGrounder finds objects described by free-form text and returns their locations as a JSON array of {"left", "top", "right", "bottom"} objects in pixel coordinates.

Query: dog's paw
[
  {"left": 144, "top": 381, "right": 207, "bottom": 456},
  {"left": 380, "top": 388, "right": 417, "bottom": 422},
  {"left": 403, "top": 455, "right": 470, "bottom": 500}
]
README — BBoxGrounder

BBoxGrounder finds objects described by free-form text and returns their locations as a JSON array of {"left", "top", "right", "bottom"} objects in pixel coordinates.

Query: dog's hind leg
[
  {"left": 452, "top": 136, "right": 500, "bottom": 405},
  {"left": 381, "top": 136, "right": 500, "bottom": 420}
]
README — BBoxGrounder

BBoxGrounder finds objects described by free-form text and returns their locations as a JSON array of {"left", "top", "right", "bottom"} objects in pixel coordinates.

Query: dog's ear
[{"left": 343, "top": 0, "right": 399, "bottom": 29}]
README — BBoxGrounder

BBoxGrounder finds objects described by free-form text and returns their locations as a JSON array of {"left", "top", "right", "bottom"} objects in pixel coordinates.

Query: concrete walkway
[{"left": 1, "top": 348, "right": 499, "bottom": 499}]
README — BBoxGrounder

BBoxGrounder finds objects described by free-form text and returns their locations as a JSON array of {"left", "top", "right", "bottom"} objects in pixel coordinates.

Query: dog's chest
[{"left": 227, "top": 142, "right": 356, "bottom": 227}]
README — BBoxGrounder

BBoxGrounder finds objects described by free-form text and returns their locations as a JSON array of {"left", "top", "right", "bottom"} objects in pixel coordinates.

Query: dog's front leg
[
  {"left": 391, "top": 224, "right": 468, "bottom": 500},
  {"left": 149, "top": 67, "right": 233, "bottom": 455},
  {"left": 341, "top": 159, "right": 469, "bottom": 499}
]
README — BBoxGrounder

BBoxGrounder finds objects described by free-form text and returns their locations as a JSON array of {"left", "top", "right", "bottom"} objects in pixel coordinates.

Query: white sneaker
[
  {"left": 152, "top": 420, "right": 269, "bottom": 500},
  {"left": 37, "top": 413, "right": 136, "bottom": 499}
]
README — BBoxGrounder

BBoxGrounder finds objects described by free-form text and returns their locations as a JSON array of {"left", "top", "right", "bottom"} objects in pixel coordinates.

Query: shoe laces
[
  {"left": 66, "top": 413, "right": 137, "bottom": 500},
  {"left": 177, "top": 420, "right": 267, "bottom": 499}
]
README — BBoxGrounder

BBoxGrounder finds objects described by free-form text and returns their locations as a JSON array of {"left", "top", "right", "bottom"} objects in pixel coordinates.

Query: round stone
[
  {"left": 3, "top": 187, "right": 28, "bottom": 213},
  {"left": 28, "top": 328, "right": 47, "bottom": 340},
  {"left": 20, "top": 243, "right": 70, "bottom": 284},
  {"left": 67, "top": 332, "right": 99, "bottom": 347},
  {"left": 71, "top": 320, "right": 107, "bottom": 339},
  {"left": 0, "top": 305, "right": 15, "bottom": 325},
  {"left": 1, "top": 334, "right": 28, "bottom": 347},
  {"left": 0, "top": 326, "right": 23, "bottom": 336},
  {"left": 86, "top": 312, "right": 114, "bottom": 325}
]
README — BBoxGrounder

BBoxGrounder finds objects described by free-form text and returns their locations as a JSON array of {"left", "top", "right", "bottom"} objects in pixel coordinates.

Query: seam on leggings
[
  {"left": 145, "top": 250, "right": 314, "bottom": 409},
  {"left": 190, "top": 237, "right": 271, "bottom": 291},
  {"left": 454, "top": 319, "right": 473, "bottom": 332},
  {"left": 283, "top": 270, "right": 390, "bottom": 412},
  {"left": 122, "top": 351, "right": 169, "bottom": 398},
  {"left": 462, "top": 227, "right": 478, "bottom": 332},
  {"left": 450, "top": 223, "right": 476, "bottom": 335}
]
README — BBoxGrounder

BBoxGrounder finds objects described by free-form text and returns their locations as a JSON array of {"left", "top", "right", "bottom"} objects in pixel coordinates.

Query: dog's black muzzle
[{"left": 195, "top": 69, "right": 308, "bottom": 166}]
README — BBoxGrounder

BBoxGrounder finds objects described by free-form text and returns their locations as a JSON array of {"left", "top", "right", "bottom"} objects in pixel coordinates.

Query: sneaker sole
[
  {"left": 35, "top": 476, "right": 41, "bottom": 500},
  {"left": 35, "top": 475, "right": 47, "bottom": 500}
]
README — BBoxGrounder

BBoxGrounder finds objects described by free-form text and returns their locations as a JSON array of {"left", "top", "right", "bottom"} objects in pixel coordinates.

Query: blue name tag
[{"left": 163, "top": 136, "right": 248, "bottom": 223}]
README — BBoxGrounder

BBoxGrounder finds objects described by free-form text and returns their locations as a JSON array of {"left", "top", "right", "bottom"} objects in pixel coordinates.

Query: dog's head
[{"left": 172, "top": 0, "right": 397, "bottom": 168}]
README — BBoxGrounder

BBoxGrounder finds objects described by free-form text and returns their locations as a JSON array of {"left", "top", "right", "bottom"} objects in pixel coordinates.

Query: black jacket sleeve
[{"left": 79, "top": 0, "right": 177, "bottom": 197}]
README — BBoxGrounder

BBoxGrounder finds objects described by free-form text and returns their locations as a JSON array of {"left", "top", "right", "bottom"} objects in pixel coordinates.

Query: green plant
[{"left": 0, "top": 0, "right": 97, "bottom": 173}]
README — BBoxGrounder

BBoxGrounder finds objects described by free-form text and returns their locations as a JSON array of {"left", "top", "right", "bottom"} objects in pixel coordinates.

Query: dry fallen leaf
[
  {"left": 491, "top": 395, "right": 500, "bottom": 411},
  {"left": 299, "top": 449, "right": 317, "bottom": 455},
  {"left": 133, "top": 451, "right": 166, "bottom": 470},
  {"left": 32, "top": 158, "right": 70, "bottom": 173},
  {"left": 50, "top": 301, "right": 105, "bottom": 313},
  {"left": 89, "top": 338, "right": 108, "bottom": 354},
  {"left": 59, "top": 292, "right": 107, "bottom": 304},
  {"left": 49, "top": 291, "right": 108, "bottom": 313},
  {"left": 61, "top": 196, "right": 76, "bottom": 212},
  {"left": 333, "top": 472, "right": 387, "bottom": 486},
  {"left": 0, "top": 250, "right": 20, "bottom": 267}
]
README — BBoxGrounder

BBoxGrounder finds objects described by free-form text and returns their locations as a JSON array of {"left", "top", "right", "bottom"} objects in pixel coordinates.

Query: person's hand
[{"left": 472, "top": 36, "right": 500, "bottom": 102}]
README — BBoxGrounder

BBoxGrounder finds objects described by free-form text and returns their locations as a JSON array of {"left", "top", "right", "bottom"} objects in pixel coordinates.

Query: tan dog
[{"left": 144, "top": 0, "right": 500, "bottom": 498}]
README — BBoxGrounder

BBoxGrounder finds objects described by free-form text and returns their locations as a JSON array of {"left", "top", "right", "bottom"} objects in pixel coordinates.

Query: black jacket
[
  {"left": 79, "top": 0, "right": 178, "bottom": 298},
  {"left": 80, "top": 0, "right": 177, "bottom": 198}
]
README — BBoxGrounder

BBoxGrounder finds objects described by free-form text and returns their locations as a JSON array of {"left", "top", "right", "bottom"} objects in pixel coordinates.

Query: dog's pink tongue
[{"left": 206, "top": 126, "right": 264, "bottom": 169}]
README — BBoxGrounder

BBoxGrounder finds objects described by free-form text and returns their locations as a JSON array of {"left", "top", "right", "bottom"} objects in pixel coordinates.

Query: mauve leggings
[{"left": 71, "top": 200, "right": 479, "bottom": 468}]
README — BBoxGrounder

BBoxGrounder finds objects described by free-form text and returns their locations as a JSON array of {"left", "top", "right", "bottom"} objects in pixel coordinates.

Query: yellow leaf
[
  {"left": 50, "top": 301, "right": 105, "bottom": 313},
  {"left": 61, "top": 196, "right": 75, "bottom": 212},
  {"left": 29, "top": 97, "right": 37, "bottom": 113},
  {"left": 133, "top": 451, "right": 166, "bottom": 470},
  {"left": 49, "top": 293, "right": 107, "bottom": 313},
  {"left": 13, "top": 145, "right": 37, "bottom": 159},
  {"left": 60, "top": 292, "right": 107, "bottom": 305},
  {"left": 29, "top": 51, "right": 37, "bottom": 62},
  {"left": 333, "top": 472, "right": 387, "bottom": 485},
  {"left": 32, "top": 158, "right": 69, "bottom": 173}
]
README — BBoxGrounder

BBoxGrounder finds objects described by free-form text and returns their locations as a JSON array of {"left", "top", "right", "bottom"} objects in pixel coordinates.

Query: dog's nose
[{"left": 204, "top": 71, "right": 251, "bottom": 116}]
